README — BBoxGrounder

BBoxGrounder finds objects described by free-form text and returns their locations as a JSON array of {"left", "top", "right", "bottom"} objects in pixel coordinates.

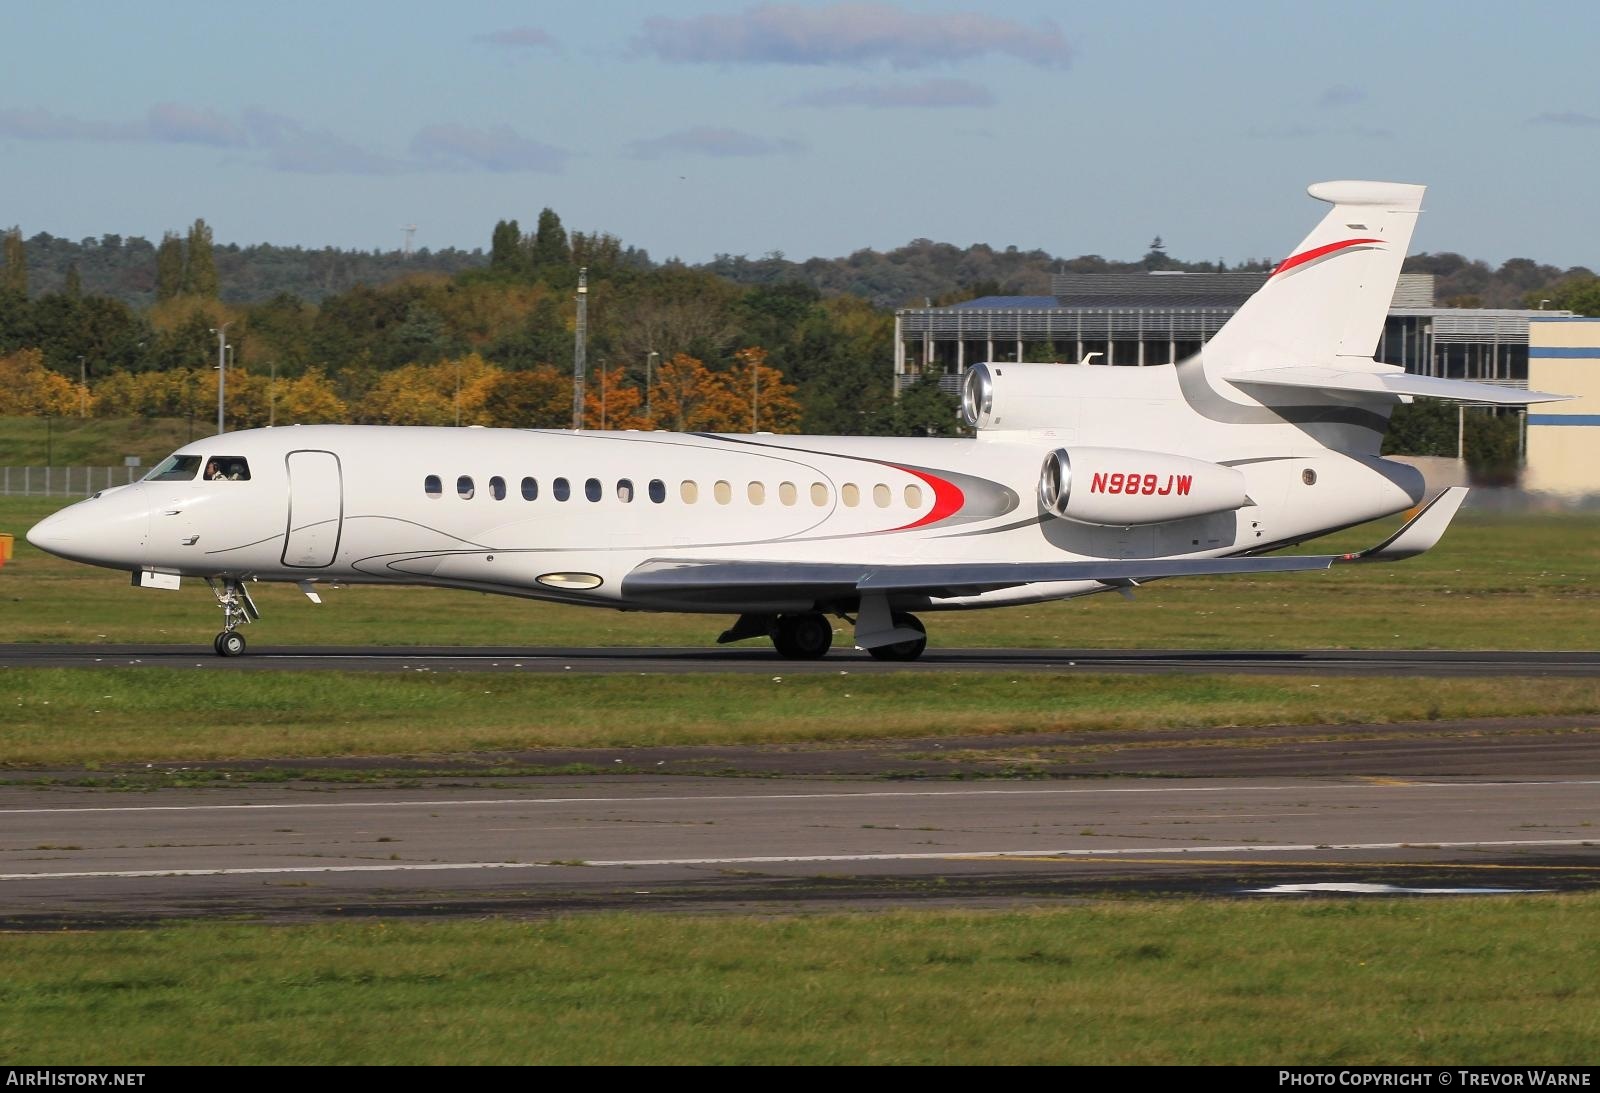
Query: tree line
[{"left": 1, "top": 212, "right": 1597, "bottom": 445}]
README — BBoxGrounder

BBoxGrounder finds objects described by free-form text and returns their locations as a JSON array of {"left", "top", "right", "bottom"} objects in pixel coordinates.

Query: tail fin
[{"left": 1203, "top": 180, "right": 1425, "bottom": 373}]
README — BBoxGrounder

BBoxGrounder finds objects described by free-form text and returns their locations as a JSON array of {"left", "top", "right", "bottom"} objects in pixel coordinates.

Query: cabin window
[
  {"left": 779, "top": 482, "right": 797, "bottom": 506},
  {"left": 585, "top": 478, "right": 602, "bottom": 502},
  {"left": 457, "top": 475, "right": 475, "bottom": 500},
  {"left": 680, "top": 480, "right": 699, "bottom": 503},
  {"left": 747, "top": 482, "right": 766, "bottom": 505},
  {"left": 424, "top": 474, "right": 443, "bottom": 498},
  {"left": 203, "top": 457, "right": 251, "bottom": 482},
  {"left": 648, "top": 479, "right": 666, "bottom": 503},
  {"left": 490, "top": 476, "right": 507, "bottom": 501},
  {"left": 714, "top": 480, "right": 732, "bottom": 505},
  {"left": 842, "top": 483, "right": 860, "bottom": 507},
  {"left": 905, "top": 484, "right": 924, "bottom": 508},
  {"left": 617, "top": 479, "right": 634, "bottom": 502},
  {"left": 553, "top": 477, "right": 570, "bottom": 501},
  {"left": 521, "top": 476, "right": 538, "bottom": 501},
  {"left": 811, "top": 482, "right": 829, "bottom": 506},
  {"left": 145, "top": 454, "right": 203, "bottom": 482},
  {"left": 873, "top": 484, "right": 891, "bottom": 508}
]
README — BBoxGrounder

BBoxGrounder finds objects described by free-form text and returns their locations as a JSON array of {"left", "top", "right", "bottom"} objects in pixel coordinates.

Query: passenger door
[{"left": 282, "top": 450, "right": 343, "bottom": 568}]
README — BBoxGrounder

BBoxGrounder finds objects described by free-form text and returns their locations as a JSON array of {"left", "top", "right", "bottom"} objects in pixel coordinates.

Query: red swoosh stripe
[
  {"left": 1271, "top": 237, "right": 1383, "bottom": 278},
  {"left": 887, "top": 465, "right": 966, "bottom": 531}
]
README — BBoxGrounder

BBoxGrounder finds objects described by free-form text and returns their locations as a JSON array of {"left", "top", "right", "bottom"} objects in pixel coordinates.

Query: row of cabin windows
[{"left": 423, "top": 474, "right": 925, "bottom": 510}]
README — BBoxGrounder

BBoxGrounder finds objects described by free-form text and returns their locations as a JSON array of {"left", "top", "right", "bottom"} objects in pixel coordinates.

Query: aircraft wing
[
  {"left": 1230, "top": 366, "right": 1569, "bottom": 405},
  {"left": 621, "top": 488, "right": 1470, "bottom": 603}
]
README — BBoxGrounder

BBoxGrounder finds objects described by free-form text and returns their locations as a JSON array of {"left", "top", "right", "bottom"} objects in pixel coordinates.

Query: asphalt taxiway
[
  {"left": 3, "top": 722, "right": 1597, "bottom": 927},
  {"left": 2, "top": 641, "right": 1595, "bottom": 925},
  {"left": 2, "top": 643, "right": 1599, "bottom": 677}
]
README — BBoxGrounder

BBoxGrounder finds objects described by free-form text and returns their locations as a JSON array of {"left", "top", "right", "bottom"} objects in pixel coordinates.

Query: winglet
[{"left": 1338, "top": 486, "right": 1469, "bottom": 563}]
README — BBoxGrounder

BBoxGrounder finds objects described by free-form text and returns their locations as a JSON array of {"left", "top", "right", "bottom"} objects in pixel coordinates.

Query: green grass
[
  {"left": 2, "top": 899, "right": 1597, "bottom": 1064},
  {"left": 3, "top": 668, "right": 1598, "bottom": 766},
  {"left": 0, "top": 416, "right": 203, "bottom": 468},
  {"left": 2, "top": 495, "right": 1595, "bottom": 651}
]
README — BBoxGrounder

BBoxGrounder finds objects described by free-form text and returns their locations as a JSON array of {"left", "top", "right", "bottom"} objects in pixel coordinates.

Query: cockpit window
[
  {"left": 203, "top": 457, "right": 251, "bottom": 482},
  {"left": 144, "top": 455, "right": 203, "bottom": 482}
]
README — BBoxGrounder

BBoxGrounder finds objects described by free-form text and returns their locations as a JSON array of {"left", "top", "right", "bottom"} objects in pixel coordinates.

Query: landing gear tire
[
  {"left": 771, "top": 612, "right": 833, "bottom": 659},
  {"left": 867, "top": 612, "right": 927, "bottom": 662},
  {"left": 214, "top": 631, "right": 247, "bottom": 658}
]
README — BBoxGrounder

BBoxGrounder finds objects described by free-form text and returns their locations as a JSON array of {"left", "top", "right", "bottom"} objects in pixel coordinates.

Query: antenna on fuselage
[{"left": 572, "top": 266, "right": 588, "bottom": 430}]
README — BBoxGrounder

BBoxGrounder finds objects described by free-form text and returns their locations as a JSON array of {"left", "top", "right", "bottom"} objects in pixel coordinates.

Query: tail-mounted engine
[
  {"left": 961, "top": 363, "right": 1093, "bottom": 432},
  {"left": 1038, "top": 447, "right": 1248, "bottom": 526}
]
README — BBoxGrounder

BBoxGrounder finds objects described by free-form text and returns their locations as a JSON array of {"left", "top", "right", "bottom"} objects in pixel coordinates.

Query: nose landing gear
[{"left": 207, "top": 577, "right": 260, "bottom": 657}]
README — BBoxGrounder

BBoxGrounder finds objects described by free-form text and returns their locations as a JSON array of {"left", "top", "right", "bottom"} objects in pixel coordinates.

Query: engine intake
[{"left": 1038, "top": 447, "right": 1249, "bottom": 526}]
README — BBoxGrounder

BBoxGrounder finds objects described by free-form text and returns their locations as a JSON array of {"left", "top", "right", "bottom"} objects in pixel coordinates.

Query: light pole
[
  {"left": 751, "top": 353, "right": 759, "bottom": 432},
  {"left": 268, "top": 361, "right": 276, "bottom": 427},
  {"left": 646, "top": 350, "right": 658, "bottom": 426},
  {"left": 77, "top": 355, "right": 87, "bottom": 417},
  {"left": 209, "top": 323, "right": 231, "bottom": 435}
]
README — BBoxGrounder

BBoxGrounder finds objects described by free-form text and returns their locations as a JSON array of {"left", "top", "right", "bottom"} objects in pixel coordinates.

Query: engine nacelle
[
  {"left": 1038, "top": 447, "right": 1249, "bottom": 526},
  {"left": 961, "top": 363, "right": 1087, "bottom": 431}
]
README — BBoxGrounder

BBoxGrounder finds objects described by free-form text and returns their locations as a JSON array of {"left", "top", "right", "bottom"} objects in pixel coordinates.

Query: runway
[
  {"left": 3, "top": 641, "right": 1596, "bottom": 925},
  {"left": 4, "top": 754, "right": 1598, "bottom": 927},
  {"left": 3, "top": 643, "right": 1599, "bottom": 677}
]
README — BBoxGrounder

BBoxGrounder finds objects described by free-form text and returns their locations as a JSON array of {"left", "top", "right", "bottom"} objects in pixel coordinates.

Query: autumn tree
[
  {"left": 583, "top": 365, "right": 649, "bottom": 430},
  {"left": 0, "top": 348, "right": 85, "bottom": 415},
  {"left": 356, "top": 354, "right": 503, "bottom": 425},
  {"left": 480, "top": 365, "right": 572, "bottom": 428},
  {"left": 2, "top": 227, "right": 26, "bottom": 297},
  {"left": 647, "top": 353, "right": 722, "bottom": 431},
  {"left": 185, "top": 218, "right": 219, "bottom": 298},
  {"left": 276, "top": 368, "right": 348, "bottom": 423},
  {"left": 709, "top": 347, "right": 801, "bottom": 433}
]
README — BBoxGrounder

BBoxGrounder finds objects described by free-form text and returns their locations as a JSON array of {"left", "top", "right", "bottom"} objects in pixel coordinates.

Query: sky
[{"left": 2, "top": 1, "right": 1597, "bottom": 269}]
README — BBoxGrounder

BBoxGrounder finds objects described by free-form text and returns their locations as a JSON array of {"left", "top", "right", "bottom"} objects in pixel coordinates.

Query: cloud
[
  {"left": 787, "top": 78, "right": 993, "bottom": 108},
  {"left": 475, "top": 27, "right": 560, "bottom": 52},
  {"left": 0, "top": 101, "right": 568, "bottom": 175},
  {"left": 240, "top": 109, "right": 403, "bottom": 174},
  {"left": 1317, "top": 84, "right": 1366, "bottom": 109},
  {"left": 1529, "top": 110, "right": 1600, "bottom": 127},
  {"left": 146, "top": 102, "right": 248, "bottom": 147},
  {"left": 0, "top": 107, "right": 140, "bottom": 141},
  {"left": 1248, "top": 123, "right": 1394, "bottom": 140},
  {"left": 633, "top": 3, "right": 1071, "bottom": 70},
  {"left": 626, "top": 126, "right": 805, "bottom": 159},
  {"left": 410, "top": 123, "right": 568, "bottom": 173}
]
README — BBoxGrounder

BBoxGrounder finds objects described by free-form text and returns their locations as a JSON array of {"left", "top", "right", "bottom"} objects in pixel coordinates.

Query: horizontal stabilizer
[{"left": 1230, "top": 366, "right": 1569, "bottom": 405}]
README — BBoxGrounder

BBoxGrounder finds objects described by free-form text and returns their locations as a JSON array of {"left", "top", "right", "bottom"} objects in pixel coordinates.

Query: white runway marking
[
  {"left": 1250, "top": 882, "right": 1548, "bottom": 895},
  {"left": 2, "top": 838, "right": 1595, "bottom": 881},
  {"left": 2, "top": 779, "right": 1596, "bottom": 816}
]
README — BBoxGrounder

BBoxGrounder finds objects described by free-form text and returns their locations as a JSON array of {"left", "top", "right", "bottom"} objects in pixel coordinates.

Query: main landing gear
[
  {"left": 772, "top": 612, "right": 834, "bottom": 659},
  {"left": 207, "top": 577, "right": 260, "bottom": 657},
  {"left": 716, "top": 607, "right": 928, "bottom": 661},
  {"left": 864, "top": 612, "right": 926, "bottom": 662}
]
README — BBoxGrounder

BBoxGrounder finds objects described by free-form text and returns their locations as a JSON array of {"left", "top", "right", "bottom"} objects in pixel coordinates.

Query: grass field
[
  {"left": 3, "top": 899, "right": 1597, "bottom": 1064},
  {"left": 0, "top": 416, "right": 201, "bottom": 469},
  {"left": 2, "top": 495, "right": 1596, "bottom": 651},
  {"left": 4, "top": 667, "right": 1599, "bottom": 767}
]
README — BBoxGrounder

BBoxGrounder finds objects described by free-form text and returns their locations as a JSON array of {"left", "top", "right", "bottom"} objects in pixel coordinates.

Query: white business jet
[{"left": 28, "top": 181, "right": 1566, "bottom": 659}]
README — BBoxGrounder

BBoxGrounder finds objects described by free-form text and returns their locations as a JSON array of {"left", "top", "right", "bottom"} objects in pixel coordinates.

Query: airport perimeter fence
[{"left": 0, "top": 466, "right": 145, "bottom": 498}]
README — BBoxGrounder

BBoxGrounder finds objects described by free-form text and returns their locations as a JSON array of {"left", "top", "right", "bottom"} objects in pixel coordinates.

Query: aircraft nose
[{"left": 25, "top": 510, "right": 70, "bottom": 555}]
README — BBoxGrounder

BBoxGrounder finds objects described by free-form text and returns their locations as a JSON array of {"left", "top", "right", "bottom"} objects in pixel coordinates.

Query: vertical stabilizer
[{"left": 1202, "top": 181, "right": 1425, "bottom": 374}]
